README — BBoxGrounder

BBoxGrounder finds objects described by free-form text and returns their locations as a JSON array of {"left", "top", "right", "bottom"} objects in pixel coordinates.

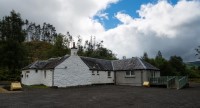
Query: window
[
  {"left": 44, "top": 70, "right": 46, "bottom": 78},
  {"left": 125, "top": 71, "right": 135, "bottom": 77},
  {"left": 25, "top": 71, "right": 29, "bottom": 78},
  {"left": 108, "top": 71, "right": 111, "bottom": 78},
  {"left": 151, "top": 71, "right": 156, "bottom": 78},
  {"left": 92, "top": 71, "right": 95, "bottom": 75}
]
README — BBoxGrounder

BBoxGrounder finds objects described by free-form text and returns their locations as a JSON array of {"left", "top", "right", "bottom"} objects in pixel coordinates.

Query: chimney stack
[{"left": 71, "top": 42, "right": 78, "bottom": 56}]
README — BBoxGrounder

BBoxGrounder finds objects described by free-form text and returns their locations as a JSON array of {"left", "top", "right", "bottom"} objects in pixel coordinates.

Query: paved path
[{"left": 0, "top": 84, "right": 200, "bottom": 108}]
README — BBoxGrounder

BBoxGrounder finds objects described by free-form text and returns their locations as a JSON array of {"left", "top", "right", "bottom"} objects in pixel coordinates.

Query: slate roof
[
  {"left": 44, "top": 56, "right": 69, "bottom": 69},
  {"left": 80, "top": 57, "right": 113, "bottom": 71},
  {"left": 112, "top": 57, "right": 159, "bottom": 71},
  {"left": 22, "top": 61, "right": 48, "bottom": 70},
  {"left": 22, "top": 56, "right": 69, "bottom": 70},
  {"left": 23, "top": 56, "right": 159, "bottom": 71}
]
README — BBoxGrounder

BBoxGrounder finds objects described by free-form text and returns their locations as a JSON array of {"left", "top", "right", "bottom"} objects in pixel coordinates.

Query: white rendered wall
[
  {"left": 21, "top": 69, "right": 42, "bottom": 85},
  {"left": 91, "top": 71, "right": 114, "bottom": 84},
  {"left": 21, "top": 69, "right": 53, "bottom": 86},
  {"left": 41, "top": 70, "right": 53, "bottom": 86},
  {"left": 54, "top": 56, "right": 92, "bottom": 87}
]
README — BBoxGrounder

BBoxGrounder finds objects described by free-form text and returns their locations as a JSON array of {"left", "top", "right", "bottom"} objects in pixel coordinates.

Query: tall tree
[
  {"left": 0, "top": 10, "right": 26, "bottom": 80},
  {"left": 26, "top": 22, "right": 57, "bottom": 44},
  {"left": 156, "top": 50, "right": 162, "bottom": 59},
  {"left": 141, "top": 52, "right": 149, "bottom": 61},
  {"left": 48, "top": 34, "right": 70, "bottom": 58},
  {"left": 169, "top": 56, "right": 187, "bottom": 76},
  {"left": 195, "top": 46, "right": 200, "bottom": 59}
]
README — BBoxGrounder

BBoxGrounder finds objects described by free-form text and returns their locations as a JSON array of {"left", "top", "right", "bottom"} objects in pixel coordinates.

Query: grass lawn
[
  {"left": 23, "top": 84, "right": 48, "bottom": 89},
  {"left": 190, "top": 78, "right": 200, "bottom": 83},
  {"left": 0, "top": 87, "right": 7, "bottom": 93}
]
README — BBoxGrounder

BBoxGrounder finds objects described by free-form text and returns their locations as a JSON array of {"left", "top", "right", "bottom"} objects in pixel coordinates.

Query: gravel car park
[{"left": 0, "top": 83, "right": 200, "bottom": 108}]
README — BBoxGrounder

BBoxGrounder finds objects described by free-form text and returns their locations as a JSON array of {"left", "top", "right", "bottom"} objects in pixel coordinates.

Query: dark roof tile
[
  {"left": 23, "top": 56, "right": 159, "bottom": 71},
  {"left": 22, "top": 55, "right": 69, "bottom": 70},
  {"left": 80, "top": 57, "right": 113, "bottom": 71}
]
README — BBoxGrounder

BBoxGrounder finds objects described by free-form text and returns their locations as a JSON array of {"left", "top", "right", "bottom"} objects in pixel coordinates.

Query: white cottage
[{"left": 21, "top": 44, "right": 159, "bottom": 87}]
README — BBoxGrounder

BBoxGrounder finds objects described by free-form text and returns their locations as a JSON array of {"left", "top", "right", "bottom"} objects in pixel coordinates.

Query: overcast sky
[{"left": 0, "top": 0, "right": 200, "bottom": 61}]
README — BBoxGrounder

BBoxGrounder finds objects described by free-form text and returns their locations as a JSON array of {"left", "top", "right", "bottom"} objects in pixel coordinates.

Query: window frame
[
  {"left": 125, "top": 71, "right": 135, "bottom": 78},
  {"left": 108, "top": 71, "right": 111, "bottom": 78},
  {"left": 151, "top": 71, "right": 156, "bottom": 78},
  {"left": 44, "top": 70, "right": 46, "bottom": 78},
  {"left": 92, "top": 71, "right": 95, "bottom": 75}
]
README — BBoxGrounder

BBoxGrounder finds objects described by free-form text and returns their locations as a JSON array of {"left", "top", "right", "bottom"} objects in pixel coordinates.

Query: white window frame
[
  {"left": 151, "top": 71, "right": 156, "bottom": 78},
  {"left": 125, "top": 71, "right": 135, "bottom": 77}
]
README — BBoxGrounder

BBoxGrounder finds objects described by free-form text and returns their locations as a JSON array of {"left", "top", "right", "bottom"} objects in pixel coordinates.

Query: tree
[
  {"left": 26, "top": 22, "right": 57, "bottom": 44},
  {"left": 198, "top": 66, "right": 200, "bottom": 71},
  {"left": 141, "top": 52, "right": 149, "bottom": 61},
  {"left": 24, "top": 41, "right": 53, "bottom": 62},
  {"left": 48, "top": 34, "right": 70, "bottom": 58},
  {"left": 195, "top": 46, "right": 200, "bottom": 59},
  {"left": 156, "top": 50, "right": 162, "bottom": 59},
  {"left": 155, "top": 51, "right": 166, "bottom": 68},
  {"left": 169, "top": 56, "right": 187, "bottom": 76},
  {"left": 0, "top": 10, "right": 27, "bottom": 80}
]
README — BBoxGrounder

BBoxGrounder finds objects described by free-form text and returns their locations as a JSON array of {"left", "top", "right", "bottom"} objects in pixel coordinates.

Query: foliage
[
  {"left": 77, "top": 36, "right": 117, "bottom": 60},
  {"left": 26, "top": 22, "right": 57, "bottom": 43},
  {"left": 141, "top": 51, "right": 197, "bottom": 77},
  {"left": 25, "top": 84, "right": 48, "bottom": 88},
  {"left": 195, "top": 46, "right": 200, "bottom": 59},
  {"left": 47, "top": 34, "right": 70, "bottom": 58},
  {"left": 24, "top": 41, "right": 53, "bottom": 62},
  {"left": 0, "top": 10, "right": 27, "bottom": 81}
]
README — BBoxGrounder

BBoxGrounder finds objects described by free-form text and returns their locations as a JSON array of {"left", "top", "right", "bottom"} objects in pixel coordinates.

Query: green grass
[
  {"left": 189, "top": 78, "right": 200, "bottom": 83},
  {"left": 24, "top": 84, "right": 48, "bottom": 88},
  {"left": 0, "top": 87, "right": 8, "bottom": 93}
]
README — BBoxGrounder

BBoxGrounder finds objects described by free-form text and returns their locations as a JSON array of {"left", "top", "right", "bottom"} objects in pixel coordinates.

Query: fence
[{"left": 149, "top": 76, "right": 188, "bottom": 89}]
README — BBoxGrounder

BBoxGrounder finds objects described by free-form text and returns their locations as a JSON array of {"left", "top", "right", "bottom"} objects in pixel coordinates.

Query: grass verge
[
  {"left": 189, "top": 78, "right": 200, "bottom": 83},
  {"left": 24, "top": 84, "right": 48, "bottom": 89}
]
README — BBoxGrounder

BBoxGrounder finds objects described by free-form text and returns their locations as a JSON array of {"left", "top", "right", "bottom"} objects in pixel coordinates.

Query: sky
[{"left": 0, "top": 0, "right": 200, "bottom": 61}]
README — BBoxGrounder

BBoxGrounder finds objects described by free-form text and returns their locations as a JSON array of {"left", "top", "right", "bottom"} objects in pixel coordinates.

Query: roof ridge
[
  {"left": 137, "top": 57, "right": 146, "bottom": 69},
  {"left": 112, "top": 57, "right": 137, "bottom": 61},
  {"left": 80, "top": 56, "right": 112, "bottom": 61},
  {"left": 111, "top": 61, "right": 114, "bottom": 70}
]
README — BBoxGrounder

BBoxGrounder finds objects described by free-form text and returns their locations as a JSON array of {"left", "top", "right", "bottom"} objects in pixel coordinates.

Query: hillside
[{"left": 185, "top": 61, "right": 200, "bottom": 67}]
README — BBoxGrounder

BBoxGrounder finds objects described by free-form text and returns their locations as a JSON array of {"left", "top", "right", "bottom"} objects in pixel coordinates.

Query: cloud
[
  {"left": 0, "top": 0, "right": 200, "bottom": 61},
  {"left": 0, "top": 0, "right": 118, "bottom": 37},
  {"left": 101, "top": 0, "right": 200, "bottom": 61}
]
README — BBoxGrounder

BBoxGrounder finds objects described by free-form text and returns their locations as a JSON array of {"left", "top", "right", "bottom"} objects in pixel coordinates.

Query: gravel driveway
[{"left": 0, "top": 83, "right": 200, "bottom": 108}]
